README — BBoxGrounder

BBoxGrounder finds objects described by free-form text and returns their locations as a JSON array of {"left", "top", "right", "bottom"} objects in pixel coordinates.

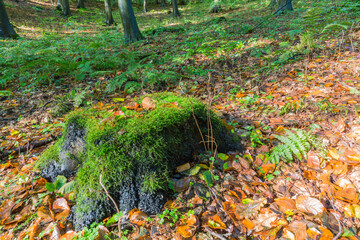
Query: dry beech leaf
[
  {"left": 0, "top": 199, "right": 16, "bottom": 224},
  {"left": 344, "top": 204, "right": 360, "bottom": 218},
  {"left": 53, "top": 198, "right": 70, "bottom": 212},
  {"left": 287, "top": 221, "right": 307, "bottom": 240},
  {"left": 176, "top": 214, "right": 199, "bottom": 238},
  {"left": 37, "top": 206, "right": 53, "bottom": 220},
  {"left": 274, "top": 198, "right": 296, "bottom": 212},
  {"left": 142, "top": 97, "right": 157, "bottom": 110},
  {"left": 318, "top": 227, "right": 333, "bottom": 240},
  {"left": 307, "top": 151, "right": 321, "bottom": 168},
  {"left": 208, "top": 214, "right": 226, "bottom": 230},
  {"left": 55, "top": 210, "right": 71, "bottom": 221},
  {"left": 303, "top": 170, "right": 317, "bottom": 180},
  {"left": 242, "top": 219, "right": 255, "bottom": 230},
  {"left": 334, "top": 188, "right": 359, "bottom": 203},
  {"left": 129, "top": 209, "right": 148, "bottom": 226},
  {"left": 259, "top": 163, "right": 275, "bottom": 176},
  {"left": 340, "top": 148, "right": 360, "bottom": 164},
  {"left": 60, "top": 231, "right": 77, "bottom": 240},
  {"left": 173, "top": 177, "right": 190, "bottom": 193},
  {"left": 296, "top": 196, "right": 325, "bottom": 215},
  {"left": 327, "top": 148, "right": 340, "bottom": 160},
  {"left": 125, "top": 102, "right": 140, "bottom": 110}
]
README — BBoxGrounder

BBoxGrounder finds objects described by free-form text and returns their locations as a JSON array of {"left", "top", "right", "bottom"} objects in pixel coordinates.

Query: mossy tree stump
[{"left": 36, "top": 93, "right": 240, "bottom": 230}]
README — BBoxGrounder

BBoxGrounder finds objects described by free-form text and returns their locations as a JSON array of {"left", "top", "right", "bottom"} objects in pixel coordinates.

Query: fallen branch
[
  {"left": 204, "top": 227, "right": 227, "bottom": 240},
  {"left": 0, "top": 134, "right": 60, "bottom": 161}
]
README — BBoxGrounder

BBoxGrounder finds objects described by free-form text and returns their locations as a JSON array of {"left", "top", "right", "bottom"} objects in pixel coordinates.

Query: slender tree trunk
[
  {"left": 172, "top": 0, "right": 180, "bottom": 17},
  {"left": 118, "top": 0, "right": 143, "bottom": 43},
  {"left": 267, "top": 0, "right": 277, "bottom": 8},
  {"left": 160, "top": 0, "right": 166, "bottom": 7},
  {"left": 143, "top": 0, "right": 147, "bottom": 12},
  {"left": 56, "top": 0, "right": 62, "bottom": 10},
  {"left": 0, "top": 0, "right": 18, "bottom": 39},
  {"left": 60, "top": 0, "right": 71, "bottom": 16},
  {"left": 275, "top": 0, "right": 293, "bottom": 13},
  {"left": 178, "top": 0, "right": 185, "bottom": 5},
  {"left": 104, "top": 0, "right": 114, "bottom": 25},
  {"left": 77, "top": 0, "right": 85, "bottom": 8}
]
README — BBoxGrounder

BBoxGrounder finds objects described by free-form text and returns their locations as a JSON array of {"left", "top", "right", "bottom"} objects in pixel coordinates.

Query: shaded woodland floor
[{"left": 1, "top": 0, "right": 360, "bottom": 239}]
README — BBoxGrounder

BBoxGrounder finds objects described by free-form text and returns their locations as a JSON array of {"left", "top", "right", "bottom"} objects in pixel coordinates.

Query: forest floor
[{"left": 1, "top": 0, "right": 360, "bottom": 239}]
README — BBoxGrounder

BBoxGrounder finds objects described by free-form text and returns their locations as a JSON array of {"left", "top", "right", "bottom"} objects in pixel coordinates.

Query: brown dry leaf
[
  {"left": 60, "top": 231, "right": 77, "bottom": 240},
  {"left": 0, "top": 199, "right": 16, "bottom": 224},
  {"left": 113, "top": 111, "right": 125, "bottom": 116},
  {"left": 334, "top": 188, "right": 359, "bottom": 203},
  {"left": 242, "top": 219, "right": 255, "bottom": 230},
  {"left": 37, "top": 206, "right": 53, "bottom": 220},
  {"left": 307, "top": 151, "right": 321, "bottom": 168},
  {"left": 208, "top": 214, "right": 227, "bottom": 230},
  {"left": 303, "top": 170, "right": 317, "bottom": 180},
  {"left": 287, "top": 221, "right": 307, "bottom": 240},
  {"left": 173, "top": 177, "right": 190, "bottom": 192},
  {"left": 176, "top": 163, "right": 191, "bottom": 173},
  {"left": 53, "top": 198, "right": 71, "bottom": 212},
  {"left": 55, "top": 210, "right": 71, "bottom": 221},
  {"left": 129, "top": 209, "right": 148, "bottom": 226},
  {"left": 327, "top": 148, "right": 340, "bottom": 160},
  {"left": 340, "top": 148, "right": 360, "bottom": 164},
  {"left": 142, "top": 97, "right": 157, "bottom": 110},
  {"left": 125, "top": 102, "right": 140, "bottom": 110},
  {"left": 274, "top": 198, "right": 296, "bottom": 212},
  {"left": 176, "top": 214, "right": 199, "bottom": 238},
  {"left": 296, "top": 196, "right": 325, "bottom": 215},
  {"left": 307, "top": 227, "right": 322, "bottom": 239},
  {"left": 318, "top": 227, "right": 333, "bottom": 240},
  {"left": 259, "top": 163, "right": 275, "bottom": 176}
]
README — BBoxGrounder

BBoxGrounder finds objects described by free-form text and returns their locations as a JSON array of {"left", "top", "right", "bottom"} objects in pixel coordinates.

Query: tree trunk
[
  {"left": 267, "top": 0, "right": 277, "bottom": 8},
  {"left": 56, "top": 0, "right": 62, "bottom": 10},
  {"left": 275, "top": 0, "right": 293, "bottom": 14},
  {"left": 60, "top": 0, "right": 71, "bottom": 16},
  {"left": 104, "top": 0, "right": 114, "bottom": 25},
  {"left": 178, "top": 0, "right": 185, "bottom": 5},
  {"left": 77, "top": 0, "right": 85, "bottom": 8},
  {"left": 160, "top": 0, "right": 166, "bottom": 7},
  {"left": 143, "top": 0, "right": 147, "bottom": 12},
  {"left": 118, "top": 0, "right": 143, "bottom": 43},
  {"left": 0, "top": 0, "right": 18, "bottom": 39},
  {"left": 172, "top": 0, "right": 180, "bottom": 17}
]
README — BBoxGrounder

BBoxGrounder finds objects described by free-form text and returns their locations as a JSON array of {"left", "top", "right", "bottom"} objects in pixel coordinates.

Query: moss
[
  {"left": 35, "top": 139, "right": 62, "bottom": 169},
  {"left": 37, "top": 92, "right": 234, "bottom": 224}
]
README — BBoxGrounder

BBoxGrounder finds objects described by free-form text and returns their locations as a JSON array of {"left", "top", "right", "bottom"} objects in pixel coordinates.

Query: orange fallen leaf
[
  {"left": 296, "top": 196, "right": 325, "bottom": 215},
  {"left": 53, "top": 198, "right": 70, "bottom": 212},
  {"left": 208, "top": 214, "right": 227, "bottom": 230},
  {"left": 303, "top": 170, "right": 317, "bottom": 180},
  {"left": 142, "top": 97, "right": 157, "bottom": 110},
  {"left": 242, "top": 219, "right": 255, "bottom": 230},
  {"left": 287, "top": 221, "right": 307, "bottom": 240},
  {"left": 334, "top": 188, "right": 359, "bottom": 203},
  {"left": 60, "top": 231, "right": 77, "bottom": 240},
  {"left": 176, "top": 214, "right": 199, "bottom": 238},
  {"left": 37, "top": 206, "right": 53, "bottom": 220},
  {"left": 125, "top": 102, "right": 140, "bottom": 110},
  {"left": 274, "top": 198, "right": 296, "bottom": 212},
  {"left": 307, "top": 151, "right": 321, "bottom": 168},
  {"left": 129, "top": 209, "right": 148, "bottom": 226}
]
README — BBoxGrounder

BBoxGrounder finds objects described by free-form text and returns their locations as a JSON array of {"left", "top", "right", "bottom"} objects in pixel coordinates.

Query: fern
[{"left": 269, "top": 129, "right": 320, "bottom": 164}]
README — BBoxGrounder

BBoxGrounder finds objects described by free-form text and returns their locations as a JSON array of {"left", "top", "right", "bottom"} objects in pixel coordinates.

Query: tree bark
[
  {"left": 275, "top": 0, "right": 293, "bottom": 14},
  {"left": 118, "top": 0, "right": 143, "bottom": 43},
  {"left": 0, "top": 0, "right": 18, "bottom": 39},
  {"left": 77, "top": 0, "right": 85, "bottom": 8},
  {"left": 56, "top": 0, "right": 62, "bottom": 10},
  {"left": 143, "top": 0, "right": 147, "bottom": 12},
  {"left": 172, "top": 0, "right": 180, "bottom": 17},
  {"left": 60, "top": 0, "right": 71, "bottom": 16},
  {"left": 267, "top": 0, "right": 277, "bottom": 8},
  {"left": 104, "top": 0, "right": 114, "bottom": 25},
  {"left": 160, "top": 0, "right": 166, "bottom": 7}
]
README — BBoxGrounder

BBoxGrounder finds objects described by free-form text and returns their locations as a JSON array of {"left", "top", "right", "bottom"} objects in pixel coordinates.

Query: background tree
[
  {"left": 172, "top": 0, "right": 180, "bottom": 17},
  {"left": 118, "top": 0, "right": 143, "bottom": 42},
  {"left": 59, "top": 0, "right": 71, "bottom": 16},
  {"left": 268, "top": 0, "right": 277, "bottom": 9},
  {"left": 161, "top": 0, "right": 166, "bottom": 7},
  {"left": 104, "top": 0, "right": 114, "bottom": 25},
  {"left": 0, "top": 0, "right": 18, "bottom": 39},
  {"left": 77, "top": 0, "right": 85, "bottom": 8},
  {"left": 143, "top": 0, "right": 147, "bottom": 13},
  {"left": 275, "top": 0, "right": 293, "bottom": 14}
]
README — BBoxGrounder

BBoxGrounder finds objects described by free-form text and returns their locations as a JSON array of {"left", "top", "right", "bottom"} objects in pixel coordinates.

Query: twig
[
  {"left": 326, "top": 186, "right": 343, "bottom": 240},
  {"left": 189, "top": 99, "right": 208, "bottom": 152},
  {"left": 99, "top": 174, "right": 122, "bottom": 239},
  {"left": 204, "top": 226, "right": 228, "bottom": 240}
]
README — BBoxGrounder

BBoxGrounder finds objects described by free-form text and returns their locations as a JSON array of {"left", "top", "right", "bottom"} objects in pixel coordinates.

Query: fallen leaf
[
  {"left": 242, "top": 219, "right": 255, "bottom": 230},
  {"left": 274, "top": 198, "right": 296, "bottom": 212},
  {"left": 296, "top": 196, "right": 325, "bottom": 215},
  {"left": 176, "top": 163, "right": 191, "bottom": 173},
  {"left": 173, "top": 177, "right": 190, "bottom": 192},
  {"left": 53, "top": 198, "right": 70, "bottom": 212},
  {"left": 142, "top": 97, "right": 156, "bottom": 110},
  {"left": 334, "top": 188, "right": 359, "bottom": 203},
  {"left": 176, "top": 214, "right": 199, "bottom": 238},
  {"left": 287, "top": 221, "right": 307, "bottom": 240},
  {"left": 129, "top": 209, "right": 148, "bottom": 226},
  {"left": 208, "top": 214, "right": 226, "bottom": 230},
  {"left": 60, "top": 231, "right": 77, "bottom": 240},
  {"left": 125, "top": 102, "right": 140, "bottom": 110}
]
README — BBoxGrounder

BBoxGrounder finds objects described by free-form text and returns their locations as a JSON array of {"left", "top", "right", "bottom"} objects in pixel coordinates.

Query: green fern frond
[{"left": 269, "top": 128, "right": 320, "bottom": 164}]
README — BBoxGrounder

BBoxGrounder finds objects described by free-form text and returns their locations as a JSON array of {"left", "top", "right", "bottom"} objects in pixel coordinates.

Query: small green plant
[
  {"left": 269, "top": 129, "right": 321, "bottom": 164},
  {"left": 158, "top": 208, "right": 181, "bottom": 227}
]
